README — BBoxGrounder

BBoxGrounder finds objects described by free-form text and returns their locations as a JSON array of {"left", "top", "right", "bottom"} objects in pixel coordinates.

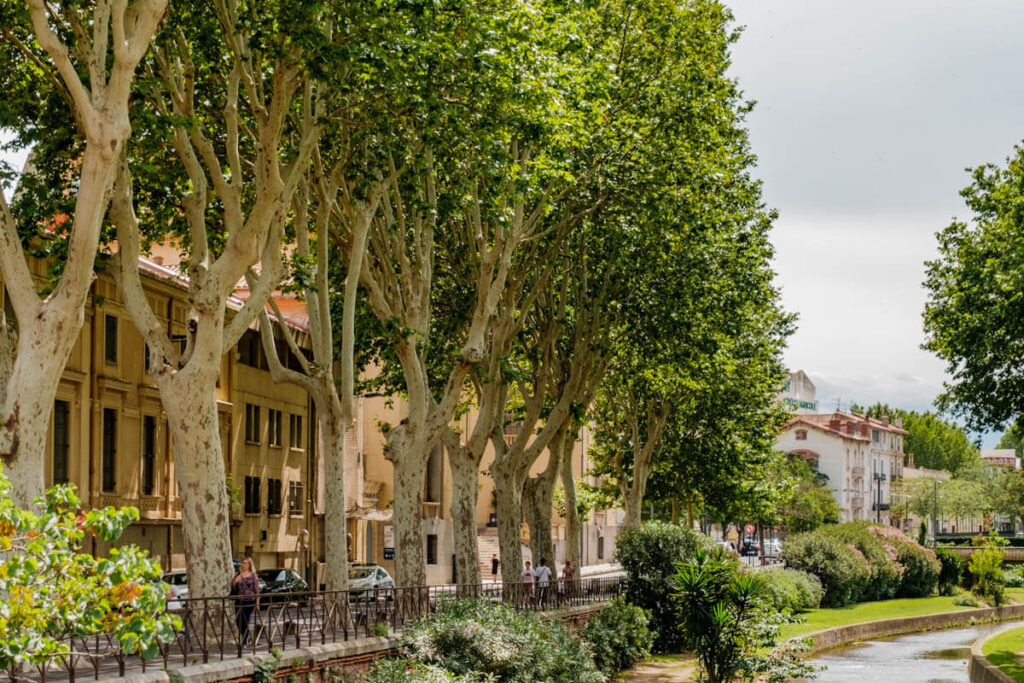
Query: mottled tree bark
[{"left": 560, "top": 441, "right": 581, "bottom": 570}]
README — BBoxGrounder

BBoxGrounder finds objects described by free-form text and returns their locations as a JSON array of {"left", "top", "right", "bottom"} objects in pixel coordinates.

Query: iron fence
[{"left": 4, "top": 576, "right": 621, "bottom": 682}]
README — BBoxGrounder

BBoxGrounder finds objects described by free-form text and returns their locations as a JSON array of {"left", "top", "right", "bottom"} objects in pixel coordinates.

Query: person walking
[
  {"left": 490, "top": 553, "right": 500, "bottom": 582},
  {"left": 534, "top": 558, "right": 551, "bottom": 606},
  {"left": 230, "top": 556, "right": 261, "bottom": 648}
]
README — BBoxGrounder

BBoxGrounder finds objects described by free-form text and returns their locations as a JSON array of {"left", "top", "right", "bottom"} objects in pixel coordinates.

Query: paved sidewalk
[{"left": 619, "top": 655, "right": 696, "bottom": 682}]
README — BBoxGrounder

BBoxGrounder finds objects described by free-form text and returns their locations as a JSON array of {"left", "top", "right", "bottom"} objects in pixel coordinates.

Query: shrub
[
  {"left": 781, "top": 531, "right": 870, "bottom": 607},
  {"left": 582, "top": 596, "right": 654, "bottom": 675},
  {"left": 616, "top": 521, "right": 716, "bottom": 651},
  {"left": 867, "top": 526, "right": 940, "bottom": 598},
  {"left": 936, "top": 550, "right": 965, "bottom": 596},
  {"left": 359, "top": 660, "right": 468, "bottom": 683},
  {"left": 952, "top": 591, "right": 980, "bottom": 608},
  {"left": 673, "top": 549, "right": 817, "bottom": 683},
  {"left": 758, "top": 568, "right": 823, "bottom": 613},
  {"left": 1004, "top": 564, "right": 1024, "bottom": 588},
  {"left": 969, "top": 544, "right": 1007, "bottom": 606},
  {"left": 398, "top": 598, "right": 604, "bottom": 683},
  {"left": 833, "top": 523, "right": 902, "bottom": 601}
]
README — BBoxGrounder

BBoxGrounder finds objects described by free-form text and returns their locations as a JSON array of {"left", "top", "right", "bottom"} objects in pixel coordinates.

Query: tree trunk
[
  {"left": 494, "top": 459, "right": 525, "bottom": 587},
  {"left": 448, "top": 438, "right": 482, "bottom": 590},
  {"left": 387, "top": 425, "right": 428, "bottom": 588},
  {"left": 157, "top": 365, "right": 233, "bottom": 601},
  {"left": 524, "top": 430, "right": 565, "bottom": 567},
  {"left": 686, "top": 498, "right": 695, "bottom": 528},
  {"left": 320, "top": 393, "right": 350, "bottom": 592},
  {"left": 560, "top": 446, "right": 581, "bottom": 570},
  {"left": 622, "top": 491, "right": 644, "bottom": 531},
  {"left": 0, "top": 314, "right": 75, "bottom": 504}
]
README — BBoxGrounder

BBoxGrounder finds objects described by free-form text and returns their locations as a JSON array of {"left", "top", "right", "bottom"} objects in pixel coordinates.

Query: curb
[
  {"left": 969, "top": 623, "right": 1021, "bottom": 683},
  {"left": 801, "top": 603, "right": 1024, "bottom": 656}
]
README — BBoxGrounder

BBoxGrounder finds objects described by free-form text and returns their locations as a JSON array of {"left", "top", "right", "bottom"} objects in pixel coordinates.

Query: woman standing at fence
[{"left": 230, "top": 557, "right": 261, "bottom": 647}]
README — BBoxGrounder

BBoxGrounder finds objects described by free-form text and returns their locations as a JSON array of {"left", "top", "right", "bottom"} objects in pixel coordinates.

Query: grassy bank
[
  {"left": 779, "top": 594, "right": 984, "bottom": 640},
  {"left": 981, "top": 626, "right": 1024, "bottom": 682}
]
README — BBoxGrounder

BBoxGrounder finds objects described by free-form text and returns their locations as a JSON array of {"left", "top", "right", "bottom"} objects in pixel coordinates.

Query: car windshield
[
  {"left": 162, "top": 573, "right": 187, "bottom": 586},
  {"left": 350, "top": 567, "right": 376, "bottom": 580},
  {"left": 257, "top": 570, "right": 288, "bottom": 583}
]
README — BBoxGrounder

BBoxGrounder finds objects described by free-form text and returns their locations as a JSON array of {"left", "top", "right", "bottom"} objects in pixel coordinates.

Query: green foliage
[
  {"left": 923, "top": 144, "right": 1024, "bottom": 432},
  {"left": 831, "top": 523, "right": 902, "bottom": 601},
  {"left": 953, "top": 591, "right": 980, "bottom": 607},
  {"left": 0, "top": 467, "right": 179, "bottom": 670},
  {"left": 397, "top": 599, "right": 603, "bottom": 683},
  {"left": 616, "top": 522, "right": 716, "bottom": 652},
  {"left": 936, "top": 550, "right": 965, "bottom": 595},
  {"left": 359, "top": 660, "right": 470, "bottom": 683},
  {"left": 968, "top": 541, "right": 1007, "bottom": 606},
  {"left": 783, "top": 523, "right": 939, "bottom": 606},
  {"left": 582, "top": 597, "right": 654, "bottom": 675},
  {"left": 758, "top": 569, "right": 823, "bottom": 613},
  {"left": 673, "top": 549, "right": 818, "bottom": 683},
  {"left": 781, "top": 531, "right": 870, "bottom": 608},
  {"left": 370, "top": 621, "right": 390, "bottom": 638},
  {"left": 1003, "top": 564, "right": 1024, "bottom": 588}
]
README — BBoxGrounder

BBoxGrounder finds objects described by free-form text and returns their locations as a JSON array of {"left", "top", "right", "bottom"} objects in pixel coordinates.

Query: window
[
  {"left": 102, "top": 408, "right": 117, "bottom": 492},
  {"left": 238, "top": 331, "right": 265, "bottom": 369},
  {"left": 268, "top": 409, "right": 283, "bottom": 447},
  {"left": 289, "top": 414, "right": 303, "bottom": 449},
  {"left": 244, "top": 476, "right": 261, "bottom": 514},
  {"left": 289, "top": 481, "right": 303, "bottom": 515},
  {"left": 53, "top": 400, "right": 70, "bottom": 485},
  {"left": 597, "top": 536, "right": 605, "bottom": 561},
  {"left": 267, "top": 478, "right": 283, "bottom": 515},
  {"left": 142, "top": 415, "right": 156, "bottom": 495},
  {"left": 426, "top": 534, "right": 438, "bottom": 565},
  {"left": 871, "top": 429, "right": 880, "bottom": 442},
  {"left": 104, "top": 315, "right": 118, "bottom": 363},
  {"left": 245, "top": 404, "right": 261, "bottom": 443},
  {"left": 795, "top": 429, "right": 808, "bottom": 441}
]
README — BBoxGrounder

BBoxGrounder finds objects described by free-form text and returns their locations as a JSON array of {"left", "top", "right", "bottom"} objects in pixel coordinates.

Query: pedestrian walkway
[{"left": 619, "top": 655, "right": 696, "bottom": 682}]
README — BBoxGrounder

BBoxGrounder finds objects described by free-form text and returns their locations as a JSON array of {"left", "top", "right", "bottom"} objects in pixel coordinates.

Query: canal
[{"left": 810, "top": 622, "right": 1008, "bottom": 682}]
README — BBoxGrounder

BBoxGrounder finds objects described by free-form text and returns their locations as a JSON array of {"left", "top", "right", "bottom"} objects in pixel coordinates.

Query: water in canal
[{"left": 810, "top": 622, "right": 1006, "bottom": 682}]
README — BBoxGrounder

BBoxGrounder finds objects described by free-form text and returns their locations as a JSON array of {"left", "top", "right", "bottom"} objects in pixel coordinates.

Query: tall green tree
[
  {"left": 0, "top": 0, "right": 165, "bottom": 505},
  {"left": 854, "top": 403, "right": 979, "bottom": 474},
  {"left": 924, "top": 144, "right": 1024, "bottom": 434},
  {"left": 110, "top": 0, "right": 331, "bottom": 599}
]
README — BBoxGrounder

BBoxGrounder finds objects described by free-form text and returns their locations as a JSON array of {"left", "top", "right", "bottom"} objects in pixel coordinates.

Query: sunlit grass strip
[
  {"left": 981, "top": 626, "right": 1024, "bottom": 682},
  {"left": 779, "top": 594, "right": 981, "bottom": 640}
]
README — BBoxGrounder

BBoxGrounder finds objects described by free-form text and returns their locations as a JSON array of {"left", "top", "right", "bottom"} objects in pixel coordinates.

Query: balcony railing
[
  {"left": 4, "top": 578, "right": 622, "bottom": 682},
  {"left": 873, "top": 502, "right": 891, "bottom": 511}
]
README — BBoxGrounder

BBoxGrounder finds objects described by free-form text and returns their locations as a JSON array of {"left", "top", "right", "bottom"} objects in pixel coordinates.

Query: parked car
[
  {"left": 716, "top": 540, "right": 738, "bottom": 555},
  {"left": 349, "top": 564, "right": 395, "bottom": 600},
  {"left": 763, "top": 539, "right": 783, "bottom": 558},
  {"left": 256, "top": 568, "right": 309, "bottom": 604},
  {"left": 161, "top": 571, "right": 189, "bottom": 610}
]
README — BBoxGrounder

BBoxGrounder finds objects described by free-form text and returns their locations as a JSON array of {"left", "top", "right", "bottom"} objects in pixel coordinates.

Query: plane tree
[
  {"left": 108, "top": 0, "right": 332, "bottom": 599},
  {"left": 0, "top": 0, "right": 165, "bottom": 505}
]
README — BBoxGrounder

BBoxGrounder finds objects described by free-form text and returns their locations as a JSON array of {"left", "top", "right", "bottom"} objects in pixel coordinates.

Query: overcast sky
[{"left": 727, "top": 0, "right": 1024, "bottom": 444}]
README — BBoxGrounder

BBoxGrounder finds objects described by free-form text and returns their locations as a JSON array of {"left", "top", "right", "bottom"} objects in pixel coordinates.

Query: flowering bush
[
  {"left": 582, "top": 596, "right": 654, "bottom": 675},
  {"left": 397, "top": 598, "right": 604, "bottom": 683},
  {"left": 781, "top": 531, "right": 870, "bottom": 607},
  {"left": 833, "top": 523, "right": 902, "bottom": 601}
]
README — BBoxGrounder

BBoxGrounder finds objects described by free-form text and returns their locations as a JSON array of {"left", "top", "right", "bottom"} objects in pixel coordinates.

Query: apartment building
[{"left": 778, "top": 410, "right": 907, "bottom": 523}]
